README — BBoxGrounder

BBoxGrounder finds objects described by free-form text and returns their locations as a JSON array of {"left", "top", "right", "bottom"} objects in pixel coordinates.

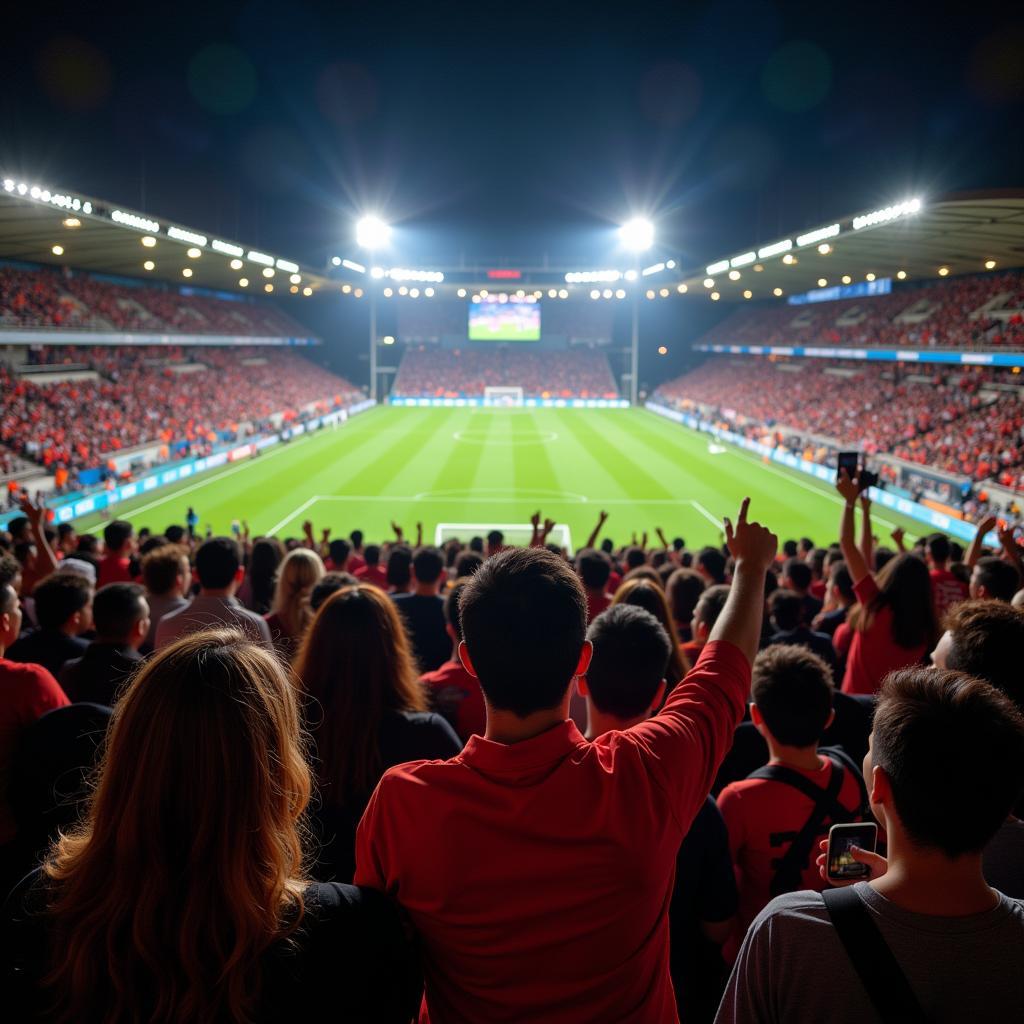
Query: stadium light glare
[
  {"left": 168, "top": 226, "right": 207, "bottom": 246},
  {"left": 619, "top": 216, "right": 655, "bottom": 252},
  {"left": 264, "top": 283, "right": 273, "bottom": 292},
  {"left": 516, "top": 288, "right": 525, "bottom": 297},
  {"left": 753, "top": 264, "right": 764, "bottom": 272},
  {"left": 623, "top": 269, "right": 638, "bottom": 282},
  {"left": 703, "top": 278, "right": 715, "bottom": 288},
  {"left": 895, "top": 270, "right": 906, "bottom": 280},
  {"left": 817, "top": 278, "right": 827, "bottom": 287},
  {"left": 615, "top": 288, "right": 626, "bottom": 299},
  {"left": 341, "top": 259, "right": 365, "bottom": 273},
  {"left": 645, "top": 289, "right": 655, "bottom": 299},
  {"left": 866, "top": 272, "right": 877, "bottom": 281},
  {"left": 710, "top": 291, "right": 720, "bottom": 301},
  {"left": 758, "top": 239, "right": 792, "bottom": 259},
  {"left": 659, "top": 288, "right": 669, "bottom": 297},
  {"left": 641, "top": 261, "right": 666, "bottom": 277},
  {"left": 182, "top": 267, "right": 193, "bottom": 278},
  {"left": 782, "top": 254, "right": 797, "bottom": 265},
  {"left": 658, "top": 346, "right": 668, "bottom": 355},
  {"left": 290, "top": 285, "right": 299, "bottom": 294},
  {"left": 796, "top": 224, "right": 840, "bottom": 247},
  {"left": 852, "top": 197, "right": 922, "bottom": 231},
  {"left": 239, "top": 277, "right": 249, "bottom": 287},
  {"left": 248, "top": 250, "right": 274, "bottom": 266},
  {"left": 371, "top": 266, "right": 386, "bottom": 279},
  {"left": 383, "top": 287, "right": 393, "bottom": 297},
  {"left": 212, "top": 239, "right": 244, "bottom": 257},
  {"left": 354, "top": 288, "right": 363, "bottom": 297},
  {"left": 841, "top": 275, "right": 852, "bottom": 284},
  {"left": 276, "top": 259, "right": 299, "bottom": 273},
  {"left": 773, "top": 287, "right": 783, "bottom": 296},
  {"left": 230, "top": 258, "right": 243, "bottom": 270},
  {"left": 497, "top": 293, "right": 508, "bottom": 303},
  {"left": 186, "top": 247, "right": 201, "bottom": 259},
  {"left": 677, "top": 283, "right": 687, "bottom": 294},
  {"left": 938, "top": 266, "right": 950, "bottom": 276},
  {"left": 262, "top": 267, "right": 275, "bottom": 278},
  {"left": 730, "top": 251, "right": 756, "bottom": 268},
  {"left": 342, "top": 284, "right": 352, "bottom": 293},
  {"left": 141, "top": 235, "right": 157, "bottom": 248},
  {"left": 728, "top": 269, "right": 741, "bottom": 281},
  {"left": 818, "top": 243, "right": 832, "bottom": 255},
  {"left": 558, "top": 288, "right": 568, "bottom": 298},
  {"left": 112, "top": 210, "right": 160, "bottom": 233},
  {"left": 743, "top": 289, "right": 752, "bottom": 299},
  {"left": 706, "top": 259, "right": 730, "bottom": 275},
  {"left": 603, "top": 288, "right": 613, "bottom": 298},
  {"left": 383, "top": 336, "right": 395, "bottom": 345},
  {"left": 398, "top": 286, "right": 408, "bottom": 295},
  {"left": 425, "top": 287, "right": 435, "bottom": 297},
  {"left": 356, "top": 215, "right": 391, "bottom": 250},
  {"left": 590, "top": 289, "right": 601, "bottom": 299},
  {"left": 331, "top": 256, "right": 342, "bottom": 266},
  {"left": 303, "top": 286, "right": 313, "bottom": 296},
  {"left": 471, "top": 294, "right": 481, "bottom": 302},
  {"left": 62, "top": 217, "right": 80, "bottom": 228},
  {"left": 458, "top": 288, "right": 468, "bottom": 298},
  {"left": 409, "top": 288, "right": 420, "bottom": 298},
  {"left": 985, "top": 259, "right": 997, "bottom": 270},
  {"left": 143, "top": 260, "right": 155, "bottom": 271},
  {"left": 480, "top": 289, "right": 488, "bottom": 297},
  {"left": 51, "top": 244, "right": 64, "bottom": 255},
  {"left": 290, "top": 273, "right": 301, "bottom": 284}
]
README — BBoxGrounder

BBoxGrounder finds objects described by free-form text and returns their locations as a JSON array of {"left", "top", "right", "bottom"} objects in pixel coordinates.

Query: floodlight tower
[
  {"left": 619, "top": 217, "right": 655, "bottom": 406},
  {"left": 356, "top": 215, "right": 392, "bottom": 402}
]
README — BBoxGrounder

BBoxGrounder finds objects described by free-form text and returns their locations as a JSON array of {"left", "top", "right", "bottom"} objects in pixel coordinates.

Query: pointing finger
[{"left": 737, "top": 497, "right": 750, "bottom": 525}]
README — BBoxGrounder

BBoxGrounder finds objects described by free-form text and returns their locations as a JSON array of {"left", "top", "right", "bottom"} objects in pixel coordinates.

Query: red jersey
[
  {"left": 355, "top": 641, "right": 749, "bottom": 1023},
  {"left": 354, "top": 564, "right": 388, "bottom": 589},
  {"left": 97, "top": 554, "right": 132, "bottom": 588},
  {"left": 930, "top": 568, "right": 968, "bottom": 620},
  {"left": 0, "top": 658, "right": 69, "bottom": 843},
  {"left": 585, "top": 589, "right": 612, "bottom": 623},
  {"left": 841, "top": 575, "right": 928, "bottom": 696},
  {"left": 717, "top": 755, "right": 866, "bottom": 952},
  {"left": 420, "top": 659, "right": 485, "bottom": 743}
]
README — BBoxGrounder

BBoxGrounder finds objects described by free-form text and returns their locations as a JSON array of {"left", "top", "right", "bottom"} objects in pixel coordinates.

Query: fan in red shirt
[
  {"left": 353, "top": 545, "right": 389, "bottom": 590},
  {"left": 419, "top": 581, "right": 485, "bottom": 743},
  {"left": 835, "top": 474, "right": 938, "bottom": 695},
  {"left": 96, "top": 520, "right": 136, "bottom": 588},
  {"left": 575, "top": 547, "right": 613, "bottom": 622},
  {"left": 925, "top": 533, "right": 969, "bottom": 619},
  {"left": 717, "top": 644, "right": 867, "bottom": 957},
  {"left": 0, "top": 583, "right": 70, "bottom": 845},
  {"left": 355, "top": 498, "right": 778, "bottom": 1023}
]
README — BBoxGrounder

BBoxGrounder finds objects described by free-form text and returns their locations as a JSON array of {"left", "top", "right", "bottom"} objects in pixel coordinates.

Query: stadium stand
[{"left": 391, "top": 346, "right": 619, "bottom": 399}]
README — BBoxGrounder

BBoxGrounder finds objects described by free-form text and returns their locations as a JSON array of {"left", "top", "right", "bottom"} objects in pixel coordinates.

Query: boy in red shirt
[
  {"left": 97, "top": 520, "right": 135, "bottom": 588},
  {"left": 355, "top": 499, "right": 777, "bottom": 1023},
  {"left": 717, "top": 644, "right": 867, "bottom": 954},
  {"left": 926, "top": 533, "right": 968, "bottom": 619}
]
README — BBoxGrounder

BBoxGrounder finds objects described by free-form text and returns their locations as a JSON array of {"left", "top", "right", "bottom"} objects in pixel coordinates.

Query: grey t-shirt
[{"left": 716, "top": 882, "right": 1024, "bottom": 1023}]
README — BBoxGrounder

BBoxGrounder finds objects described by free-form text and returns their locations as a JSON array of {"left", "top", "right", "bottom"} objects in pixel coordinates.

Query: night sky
[{"left": 3, "top": 2, "right": 1022, "bottom": 272}]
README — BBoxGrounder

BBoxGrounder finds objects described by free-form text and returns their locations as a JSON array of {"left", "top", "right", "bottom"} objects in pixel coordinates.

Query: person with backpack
[{"left": 717, "top": 644, "right": 868, "bottom": 957}]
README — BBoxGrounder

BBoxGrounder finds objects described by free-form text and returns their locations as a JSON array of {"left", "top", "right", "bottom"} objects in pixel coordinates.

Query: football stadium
[{"left": 4, "top": 6, "right": 1024, "bottom": 1022}]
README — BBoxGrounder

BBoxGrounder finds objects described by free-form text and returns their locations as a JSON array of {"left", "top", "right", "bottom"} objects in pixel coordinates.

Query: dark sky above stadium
[{"left": 3, "top": 2, "right": 1022, "bottom": 271}]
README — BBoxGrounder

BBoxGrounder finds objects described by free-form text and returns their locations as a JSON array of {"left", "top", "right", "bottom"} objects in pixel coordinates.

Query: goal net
[
  {"left": 435, "top": 522, "right": 574, "bottom": 555},
  {"left": 484, "top": 386, "right": 524, "bottom": 407}
]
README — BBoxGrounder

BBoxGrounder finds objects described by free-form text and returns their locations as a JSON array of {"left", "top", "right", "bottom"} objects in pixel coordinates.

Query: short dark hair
[
  {"left": 328, "top": 538, "right": 351, "bottom": 566},
  {"left": 769, "top": 589, "right": 803, "bottom": 632},
  {"left": 164, "top": 524, "right": 186, "bottom": 545},
  {"left": 752, "top": 646, "right": 834, "bottom": 747},
  {"left": 577, "top": 548, "right": 612, "bottom": 590},
  {"left": 469, "top": 536, "right": 484, "bottom": 554},
  {"left": 782, "top": 539, "right": 798, "bottom": 558},
  {"left": 93, "top": 582, "right": 147, "bottom": 640},
  {"left": 195, "top": 537, "right": 242, "bottom": 589},
  {"left": 666, "top": 568, "right": 705, "bottom": 625},
  {"left": 874, "top": 546, "right": 896, "bottom": 572},
  {"left": 386, "top": 546, "right": 412, "bottom": 587},
  {"left": 624, "top": 547, "right": 646, "bottom": 571},
  {"left": 310, "top": 572, "right": 359, "bottom": 611},
  {"left": 444, "top": 579, "right": 467, "bottom": 640},
  {"left": 694, "top": 584, "right": 730, "bottom": 630},
  {"left": 697, "top": 547, "right": 727, "bottom": 584},
  {"left": 138, "top": 535, "right": 169, "bottom": 556},
  {"left": 7, "top": 517, "right": 29, "bottom": 542},
  {"left": 829, "top": 561, "right": 855, "bottom": 602},
  {"left": 363, "top": 544, "right": 381, "bottom": 567},
  {"left": 33, "top": 572, "right": 93, "bottom": 629},
  {"left": 782, "top": 557, "right": 812, "bottom": 592},
  {"left": 873, "top": 668, "right": 1024, "bottom": 856},
  {"left": 585, "top": 604, "right": 671, "bottom": 719},
  {"left": 350, "top": 529, "right": 363, "bottom": 548},
  {"left": 486, "top": 530, "right": 504, "bottom": 547},
  {"left": 103, "top": 520, "right": 134, "bottom": 552},
  {"left": 461, "top": 547, "right": 586, "bottom": 716},
  {"left": 454, "top": 550, "right": 483, "bottom": 578},
  {"left": 141, "top": 547, "right": 187, "bottom": 595},
  {"left": 942, "top": 600, "right": 1024, "bottom": 716},
  {"left": 926, "top": 533, "right": 951, "bottom": 563},
  {"left": 412, "top": 546, "right": 445, "bottom": 585},
  {"left": 973, "top": 556, "right": 1019, "bottom": 603}
]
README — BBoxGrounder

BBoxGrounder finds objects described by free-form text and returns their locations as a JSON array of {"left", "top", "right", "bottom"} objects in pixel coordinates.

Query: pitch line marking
[
  {"left": 452, "top": 430, "right": 559, "bottom": 445},
  {"left": 689, "top": 500, "right": 723, "bottom": 529}
]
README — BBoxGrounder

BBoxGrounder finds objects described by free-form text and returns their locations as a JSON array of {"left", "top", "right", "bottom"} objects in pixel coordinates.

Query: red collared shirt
[{"left": 355, "top": 640, "right": 750, "bottom": 1023}]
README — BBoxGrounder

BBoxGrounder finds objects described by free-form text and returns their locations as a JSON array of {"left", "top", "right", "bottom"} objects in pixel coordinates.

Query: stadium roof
[
  {"left": 0, "top": 175, "right": 338, "bottom": 298},
  {"left": 669, "top": 191, "right": 1024, "bottom": 303}
]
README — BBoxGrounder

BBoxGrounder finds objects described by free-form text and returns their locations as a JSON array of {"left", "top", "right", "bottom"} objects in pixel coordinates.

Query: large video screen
[{"left": 468, "top": 296, "right": 541, "bottom": 342}]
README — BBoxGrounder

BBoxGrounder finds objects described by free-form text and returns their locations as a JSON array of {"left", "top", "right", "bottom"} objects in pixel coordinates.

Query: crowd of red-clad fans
[
  {"left": 701, "top": 269, "right": 1024, "bottom": 352},
  {"left": 392, "top": 346, "right": 619, "bottom": 399},
  {"left": 2, "top": 475, "right": 1023, "bottom": 1022},
  {"left": 0, "top": 346, "right": 361, "bottom": 476},
  {"left": 0, "top": 264, "right": 310, "bottom": 337}
]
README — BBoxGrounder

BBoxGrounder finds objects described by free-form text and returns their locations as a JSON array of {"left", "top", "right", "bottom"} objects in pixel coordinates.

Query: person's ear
[
  {"left": 457, "top": 640, "right": 477, "bottom": 678},
  {"left": 823, "top": 708, "right": 836, "bottom": 731},
  {"left": 574, "top": 640, "right": 593, "bottom": 677},
  {"left": 445, "top": 623, "right": 457, "bottom": 643},
  {"left": 750, "top": 702, "right": 763, "bottom": 727},
  {"left": 576, "top": 675, "right": 590, "bottom": 698},
  {"left": 234, "top": 566, "right": 245, "bottom": 584},
  {"left": 650, "top": 679, "right": 667, "bottom": 713},
  {"left": 870, "top": 764, "right": 890, "bottom": 809}
]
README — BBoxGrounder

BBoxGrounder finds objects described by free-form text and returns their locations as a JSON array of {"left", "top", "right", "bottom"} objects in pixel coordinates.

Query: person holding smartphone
[{"left": 716, "top": 666, "right": 1024, "bottom": 1023}]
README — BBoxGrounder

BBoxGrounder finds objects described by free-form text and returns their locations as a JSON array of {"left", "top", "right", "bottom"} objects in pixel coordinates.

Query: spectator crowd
[{"left": 1, "top": 471, "right": 1023, "bottom": 1022}]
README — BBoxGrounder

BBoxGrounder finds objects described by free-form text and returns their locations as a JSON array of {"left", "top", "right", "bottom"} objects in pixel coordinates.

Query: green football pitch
[{"left": 74, "top": 406, "right": 927, "bottom": 549}]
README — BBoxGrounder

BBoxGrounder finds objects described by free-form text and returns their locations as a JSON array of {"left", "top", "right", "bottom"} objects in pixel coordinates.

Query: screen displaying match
[{"left": 468, "top": 296, "right": 541, "bottom": 342}]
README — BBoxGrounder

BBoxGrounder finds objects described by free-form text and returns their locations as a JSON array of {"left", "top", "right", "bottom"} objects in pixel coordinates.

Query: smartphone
[
  {"left": 837, "top": 451, "right": 859, "bottom": 482},
  {"left": 826, "top": 822, "right": 878, "bottom": 882}
]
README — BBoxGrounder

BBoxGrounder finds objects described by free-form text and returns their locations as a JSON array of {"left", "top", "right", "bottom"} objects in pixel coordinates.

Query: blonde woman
[{"left": 265, "top": 548, "right": 325, "bottom": 660}]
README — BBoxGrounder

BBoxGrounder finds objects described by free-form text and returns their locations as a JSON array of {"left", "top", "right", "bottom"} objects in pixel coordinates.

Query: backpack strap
[
  {"left": 820, "top": 745, "right": 870, "bottom": 817},
  {"left": 822, "top": 886, "right": 930, "bottom": 1023},
  {"left": 749, "top": 757, "right": 858, "bottom": 897}
]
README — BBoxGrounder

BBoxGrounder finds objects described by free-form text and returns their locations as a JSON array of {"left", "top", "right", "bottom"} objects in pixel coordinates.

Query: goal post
[
  {"left": 484, "top": 386, "right": 524, "bottom": 407},
  {"left": 435, "top": 522, "right": 574, "bottom": 555}
]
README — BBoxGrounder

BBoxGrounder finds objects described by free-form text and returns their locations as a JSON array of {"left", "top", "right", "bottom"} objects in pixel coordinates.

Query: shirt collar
[{"left": 460, "top": 719, "right": 587, "bottom": 774}]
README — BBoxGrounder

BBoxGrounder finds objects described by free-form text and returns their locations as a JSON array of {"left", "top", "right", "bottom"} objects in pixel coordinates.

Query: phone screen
[
  {"left": 827, "top": 823, "right": 877, "bottom": 880},
  {"left": 837, "top": 451, "right": 859, "bottom": 481}
]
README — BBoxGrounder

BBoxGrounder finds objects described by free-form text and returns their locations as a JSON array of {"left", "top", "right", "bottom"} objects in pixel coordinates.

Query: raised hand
[
  {"left": 530, "top": 511, "right": 541, "bottom": 530},
  {"left": 391, "top": 520, "right": 404, "bottom": 541},
  {"left": 18, "top": 495, "right": 46, "bottom": 531},
  {"left": 836, "top": 468, "right": 860, "bottom": 504},
  {"left": 723, "top": 497, "right": 777, "bottom": 572},
  {"left": 815, "top": 838, "right": 887, "bottom": 887},
  {"left": 891, "top": 526, "right": 905, "bottom": 545},
  {"left": 542, "top": 518, "right": 556, "bottom": 537}
]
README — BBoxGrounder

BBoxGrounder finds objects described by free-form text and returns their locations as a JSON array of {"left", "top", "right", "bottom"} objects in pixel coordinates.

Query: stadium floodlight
[
  {"left": 619, "top": 216, "right": 655, "bottom": 252},
  {"left": 168, "top": 226, "right": 208, "bottom": 246},
  {"left": 276, "top": 259, "right": 299, "bottom": 273},
  {"left": 706, "top": 260, "right": 730, "bottom": 275},
  {"left": 247, "top": 250, "right": 275, "bottom": 266},
  {"left": 341, "top": 259, "right": 366, "bottom": 273},
  {"left": 852, "top": 197, "right": 922, "bottom": 231},
  {"left": 371, "top": 266, "right": 386, "bottom": 279},
  {"left": 112, "top": 210, "right": 160, "bottom": 233},
  {"left": 757, "top": 239, "right": 792, "bottom": 259},
  {"left": 796, "top": 223, "right": 840, "bottom": 248},
  {"left": 212, "top": 239, "right": 244, "bottom": 257},
  {"left": 730, "top": 251, "right": 756, "bottom": 268},
  {"left": 331, "top": 256, "right": 342, "bottom": 266},
  {"left": 641, "top": 261, "right": 666, "bottom": 277},
  {"left": 356, "top": 214, "right": 391, "bottom": 250},
  {"left": 623, "top": 269, "right": 638, "bottom": 282}
]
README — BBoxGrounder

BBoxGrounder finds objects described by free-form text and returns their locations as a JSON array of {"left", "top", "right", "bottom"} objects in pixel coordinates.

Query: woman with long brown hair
[
  {"left": 293, "top": 584, "right": 461, "bottom": 881},
  {"left": 2, "top": 629, "right": 419, "bottom": 1023},
  {"left": 265, "top": 547, "right": 325, "bottom": 659},
  {"left": 611, "top": 577, "right": 690, "bottom": 685}
]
